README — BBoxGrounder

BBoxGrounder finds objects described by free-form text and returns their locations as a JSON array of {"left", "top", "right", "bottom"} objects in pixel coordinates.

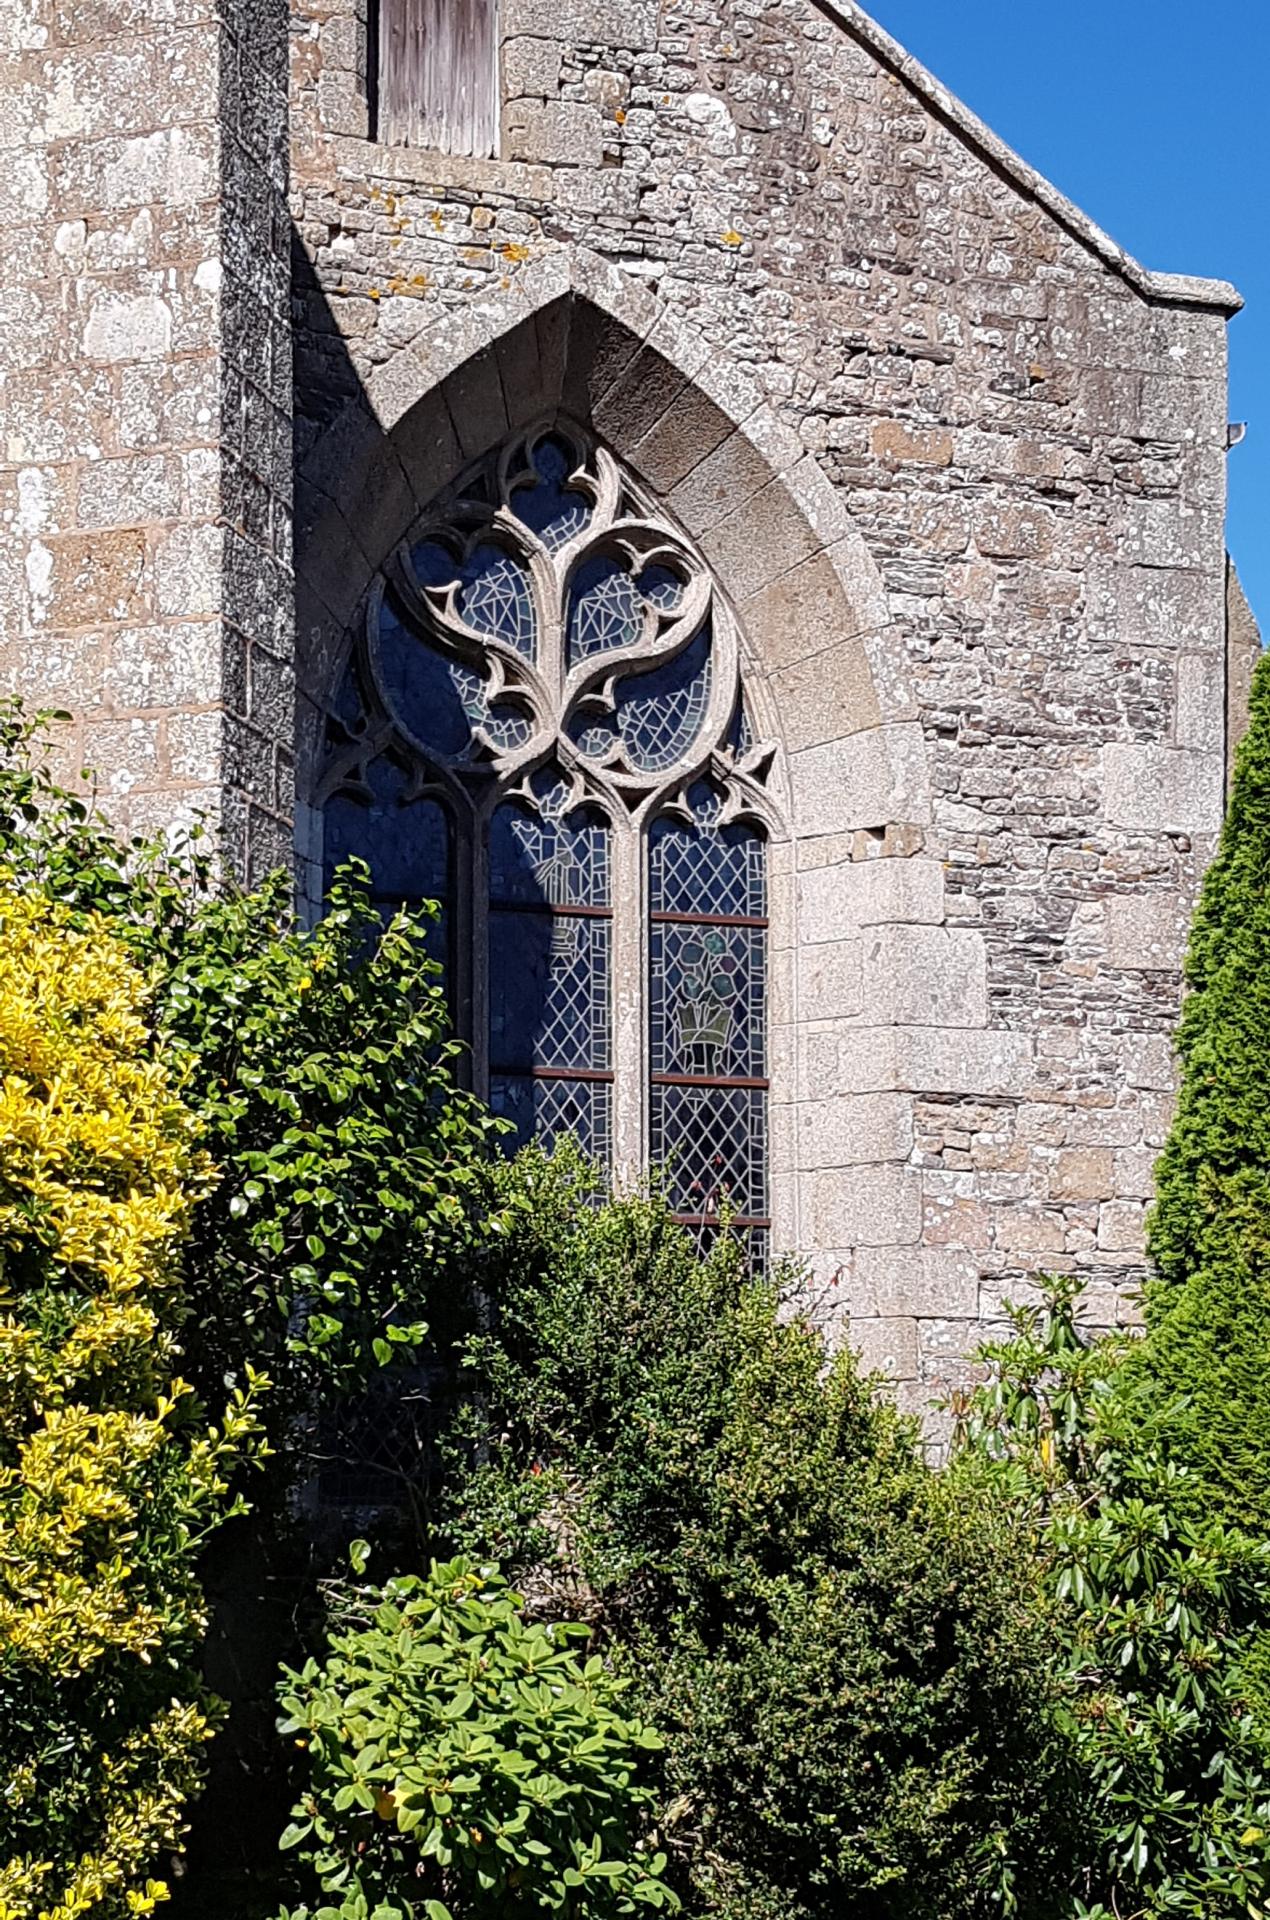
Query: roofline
[{"left": 817, "top": 0, "right": 1244, "bottom": 317}]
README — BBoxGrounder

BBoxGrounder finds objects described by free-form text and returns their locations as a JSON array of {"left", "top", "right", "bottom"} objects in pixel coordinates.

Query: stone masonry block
[
  {"left": 766, "top": 640, "right": 881, "bottom": 752},
  {"left": 810, "top": 1165, "right": 922, "bottom": 1248},
  {"left": 1103, "top": 893, "right": 1187, "bottom": 971},
  {"left": 798, "top": 857, "right": 945, "bottom": 942},
  {"left": 1176, "top": 650, "right": 1224, "bottom": 752},
  {"left": 1098, "top": 1201, "right": 1147, "bottom": 1255},
  {"left": 1122, "top": 1031, "right": 1177, "bottom": 1091},
  {"left": 504, "top": 36, "right": 565, "bottom": 99},
  {"left": 798, "top": 938, "right": 862, "bottom": 1022},
  {"left": 851, "top": 1246, "right": 980, "bottom": 1320},
  {"left": 790, "top": 724, "right": 932, "bottom": 838},
  {"left": 503, "top": 99, "right": 603, "bottom": 169},
  {"left": 846, "top": 1317, "right": 919, "bottom": 1382},
  {"left": 740, "top": 549, "right": 884, "bottom": 676},
  {"left": 796, "top": 1092, "right": 913, "bottom": 1168},
  {"left": 1050, "top": 1148, "right": 1116, "bottom": 1203},
  {"left": 826, "top": 1027, "right": 1036, "bottom": 1099},
  {"left": 1102, "top": 744, "right": 1223, "bottom": 836},
  {"left": 699, "top": 473, "right": 823, "bottom": 602},
  {"left": 860, "top": 925, "right": 988, "bottom": 1030},
  {"left": 42, "top": 528, "right": 149, "bottom": 626},
  {"left": 500, "top": 0, "right": 658, "bottom": 46}
]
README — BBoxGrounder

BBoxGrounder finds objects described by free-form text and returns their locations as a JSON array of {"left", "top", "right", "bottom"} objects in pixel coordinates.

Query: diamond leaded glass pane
[
  {"left": 650, "top": 1084, "right": 768, "bottom": 1220},
  {"left": 489, "top": 1075, "right": 612, "bottom": 1163},
  {"left": 649, "top": 804, "right": 767, "bottom": 1245},
  {"left": 649, "top": 806, "right": 767, "bottom": 918},
  {"left": 490, "top": 909, "right": 610, "bottom": 1073},
  {"left": 489, "top": 801, "right": 612, "bottom": 1169}
]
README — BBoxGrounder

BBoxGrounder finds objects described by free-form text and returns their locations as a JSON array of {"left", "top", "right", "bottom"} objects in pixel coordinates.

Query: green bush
[
  {"left": 157, "top": 868, "right": 506, "bottom": 1415},
  {"left": 955, "top": 1275, "right": 1270, "bottom": 1920},
  {"left": 275, "top": 1554, "right": 676, "bottom": 1920},
  {"left": 0, "top": 886, "right": 265, "bottom": 1920},
  {"left": 0, "top": 702, "right": 507, "bottom": 1430},
  {"left": 1139, "top": 650, "right": 1270, "bottom": 1531},
  {"left": 445, "top": 1149, "right": 1080, "bottom": 1920},
  {"left": 0, "top": 705, "right": 508, "bottom": 1909}
]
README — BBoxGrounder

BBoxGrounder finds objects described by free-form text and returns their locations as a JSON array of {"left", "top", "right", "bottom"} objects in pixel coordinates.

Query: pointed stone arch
[
  {"left": 294, "top": 243, "right": 943, "bottom": 1266},
  {"left": 294, "top": 245, "right": 927, "bottom": 838}
]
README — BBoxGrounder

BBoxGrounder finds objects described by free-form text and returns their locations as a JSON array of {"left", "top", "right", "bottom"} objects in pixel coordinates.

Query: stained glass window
[
  {"left": 649, "top": 785, "right": 768, "bottom": 1263},
  {"left": 318, "top": 419, "right": 772, "bottom": 1256},
  {"left": 488, "top": 794, "right": 612, "bottom": 1163},
  {"left": 323, "top": 753, "right": 452, "bottom": 975}
]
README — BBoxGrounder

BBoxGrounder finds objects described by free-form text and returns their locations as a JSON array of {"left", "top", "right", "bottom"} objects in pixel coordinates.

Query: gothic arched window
[{"left": 318, "top": 421, "right": 776, "bottom": 1257}]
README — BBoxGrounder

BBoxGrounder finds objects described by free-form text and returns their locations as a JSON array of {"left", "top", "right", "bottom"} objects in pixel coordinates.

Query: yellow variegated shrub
[{"left": 0, "top": 888, "right": 265, "bottom": 1920}]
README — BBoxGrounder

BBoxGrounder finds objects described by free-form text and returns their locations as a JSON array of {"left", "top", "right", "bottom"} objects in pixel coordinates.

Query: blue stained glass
[
  {"left": 511, "top": 436, "right": 591, "bottom": 552},
  {"left": 569, "top": 708, "right": 620, "bottom": 761},
  {"left": 649, "top": 809, "right": 767, "bottom": 918},
  {"left": 614, "top": 625, "right": 712, "bottom": 772},
  {"left": 413, "top": 539, "right": 460, "bottom": 589},
  {"left": 567, "top": 555, "right": 642, "bottom": 666},
  {"left": 636, "top": 563, "right": 685, "bottom": 612},
  {"left": 727, "top": 698, "right": 754, "bottom": 754},
  {"left": 408, "top": 534, "right": 536, "bottom": 656},
  {"left": 489, "top": 804, "right": 610, "bottom": 909},
  {"left": 459, "top": 543, "right": 535, "bottom": 655},
  {"left": 650, "top": 920, "right": 765, "bottom": 1079},
  {"left": 377, "top": 598, "right": 533, "bottom": 761},
  {"left": 324, "top": 756, "right": 447, "bottom": 897},
  {"left": 324, "top": 757, "right": 451, "bottom": 971},
  {"left": 490, "top": 1075, "right": 611, "bottom": 1163},
  {"left": 482, "top": 700, "right": 534, "bottom": 752},
  {"left": 378, "top": 597, "right": 477, "bottom": 758}
]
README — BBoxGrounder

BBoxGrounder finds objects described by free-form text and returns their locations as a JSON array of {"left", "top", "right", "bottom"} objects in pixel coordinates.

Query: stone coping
[{"left": 821, "top": 0, "right": 1243, "bottom": 315}]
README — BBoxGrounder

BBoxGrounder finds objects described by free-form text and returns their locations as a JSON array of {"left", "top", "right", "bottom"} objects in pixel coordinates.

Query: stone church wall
[
  {"left": 0, "top": 0, "right": 1245, "bottom": 1419},
  {"left": 0, "top": 0, "right": 293, "bottom": 876},
  {"left": 285, "top": 0, "right": 1241, "bottom": 1420}
]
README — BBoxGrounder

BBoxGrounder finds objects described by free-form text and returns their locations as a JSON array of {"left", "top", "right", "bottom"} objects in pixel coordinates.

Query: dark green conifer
[{"left": 1141, "top": 648, "right": 1270, "bottom": 1527}]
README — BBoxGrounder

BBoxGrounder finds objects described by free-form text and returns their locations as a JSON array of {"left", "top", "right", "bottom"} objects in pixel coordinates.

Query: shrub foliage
[
  {"left": 0, "top": 888, "right": 264, "bottom": 1920},
  {"left": 446, "top": 1150, "right": 1079, "bottom": 1920},
  {"left": 957, "top": 1275, "right": 1270, "bottom": 1920},
  {"left": 1141, "top": 650, "right": 1270, "bottom": 1530},
  {"left": 276, "top": 1554, "right": 676, "bottom": 1920},
  {"left": 0, "top": 702, "right": 505, "bottom": 1431}
]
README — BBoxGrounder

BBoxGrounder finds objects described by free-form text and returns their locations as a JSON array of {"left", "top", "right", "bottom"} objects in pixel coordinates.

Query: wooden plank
[{"left": 378, "top": 0, "right": 497, "bottom": 157}]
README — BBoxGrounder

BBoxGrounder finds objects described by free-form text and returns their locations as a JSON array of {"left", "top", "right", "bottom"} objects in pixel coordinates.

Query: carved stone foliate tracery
[
  {"left": 319, "top": 418, "right": 775, "bottom": 1253},
  {"left": 319, "top": 416, "right": 774, "bottom": 825}
]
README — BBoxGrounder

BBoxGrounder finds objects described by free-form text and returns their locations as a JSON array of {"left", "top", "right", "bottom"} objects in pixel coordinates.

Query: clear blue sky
[{"left": 865, "top": 0, "right": 1268, "bottom": 633}]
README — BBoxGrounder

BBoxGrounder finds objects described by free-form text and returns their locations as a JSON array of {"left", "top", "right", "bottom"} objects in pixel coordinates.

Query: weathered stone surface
[
  {"left": 0, "top": 0, "right": 292, "bottom": 869},
  {"left": 10, "top": 0, "right": 1244, "bottom": 1410}
]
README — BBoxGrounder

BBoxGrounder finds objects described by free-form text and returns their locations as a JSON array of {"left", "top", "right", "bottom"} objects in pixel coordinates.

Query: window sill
[{"left": 330, "top": 135, "right": 554, "bottom": 202}]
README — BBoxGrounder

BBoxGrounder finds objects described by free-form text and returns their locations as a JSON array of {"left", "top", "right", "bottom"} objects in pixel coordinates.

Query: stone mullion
[
  {"left": 609, "top": 814, "right": 647, "bottom": 1192},
  {"left": 469, "top": 794, "right": 494, "bottom": 1104}
]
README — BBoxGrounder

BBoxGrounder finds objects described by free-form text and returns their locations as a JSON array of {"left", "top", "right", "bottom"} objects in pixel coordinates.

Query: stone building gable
[{"left": 0, "top": 0, "right": 1245, "bottom": 1423}]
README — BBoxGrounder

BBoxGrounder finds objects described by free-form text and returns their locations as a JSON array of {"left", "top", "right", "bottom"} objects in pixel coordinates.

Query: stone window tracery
[{"left": 318, "top": 420, "right": 776, "bottom": 1255}]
